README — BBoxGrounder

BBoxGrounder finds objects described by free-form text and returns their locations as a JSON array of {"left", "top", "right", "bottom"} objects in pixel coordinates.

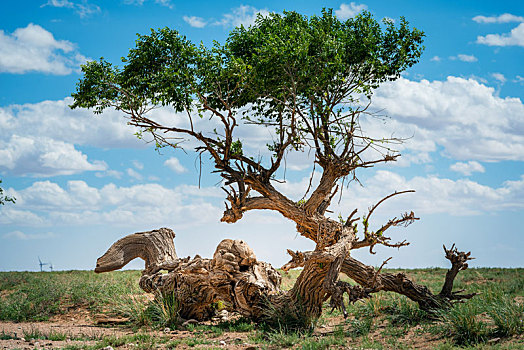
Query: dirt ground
[
  {"left": 0, "top": 310, "right": 257, "bottom": 350},
  {"left": 1, "top": 310, "right": 521, "bottom": 349}
]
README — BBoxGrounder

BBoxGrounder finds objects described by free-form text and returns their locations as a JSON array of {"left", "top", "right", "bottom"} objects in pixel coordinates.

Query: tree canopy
[
  {"left": 72, "top": 9, "right": 424, "bottom": 244},
  {"left": 0, "top": 180, "right": 15, "bottom": 206}
]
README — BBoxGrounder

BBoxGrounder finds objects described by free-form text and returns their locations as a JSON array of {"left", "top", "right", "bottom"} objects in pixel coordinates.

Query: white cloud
[
  {"left": 430, "top": 56, "right": 441, "bottom": 62},
  {"left": 371, "top": 76, "right": 524, "bottom": 162},
  {"left": 491, "top": 72, "right": 506, "bottom": 83},
  {"left": 95, "top": 170, "right": 123, "bottom": 179},
  {"left": 183, "top": 15, "right": 208, "bottom": 28},
  {"left": 0, "top": 180, "right": 223, "bottom": 228},
  {"left": 42, "top": 0, "right": 75, "bottom": 9},
  {"left": 164, "top": 157, "right": 188, "bottom": 174},
  {"left": 0, "top": 135, "right": 106, "bottom": 177},
  {"left": 215, "top": 5, "right": 270, "bottom": 28},
  {"left": 127, "top": 168, "right": 143, "bottom": 180},
  {"left": 132, "top": 160, "right": 144, "bottom": 170},
  {"left": 0, "top": 97, "right": 143, "bottom": 149},
  {"left": 477, "top": 22, "right": 524, "bottom": 47},
  {"left": 450, "top": 54, "right": 478, "bottom": 62},
  {"left": 273, "top": 170, "right": 524, "bottom": 218},
  {"left": 473, "top": 13, "right": 524, "bottom": 24},
  {"left": 0, "top": 23, "right": 88, "bottom": 74},
  {"left": 515, "top": 75, "right": 524, "bottom": 84},
  {"left": 3, "top": 230, "right": 56, "bottom": 240},
  {"left": 124, "top": 0, "right": 173, "bottom": 7},
  {"left": 450, "top": 161, "right": 485, "bottom": 176},
  {"left": 331, "top": 171, "right": 524, "bottom": 217},
  {"left": 335, "top": 2, "right": 368, "bottom": 20},
  {"left": 154, "top": 0, "right": 173, "bottom": 8},
  {"left": 41, "top": 0, "right": 100, "bottom": 18}
]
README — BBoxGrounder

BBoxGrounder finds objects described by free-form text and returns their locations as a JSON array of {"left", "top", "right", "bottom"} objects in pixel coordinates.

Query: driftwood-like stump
[{"left": 95, "top": 227, "right": 476, "bottom": 327}]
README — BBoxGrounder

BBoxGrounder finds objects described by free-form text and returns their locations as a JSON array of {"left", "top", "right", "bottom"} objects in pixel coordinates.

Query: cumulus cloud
[
  {"left": 0, "top": 97, "right": 142, "bottom": 149},
  {"left": 450, "top": 54, "right": 478, "bottom": 62},
  {"left": 183, "top": 15, "right": 207, "bottom": 28},
  {"left": 0, "top": 96, "right": 279, "bottom": 177},
  {"left": 370, "top": 76, "right": 524, "bottom": 162},
  {"left": 333, "top": 171, "right": 524, "bottom": 217},
  {"left": 473, "top": 13, "right": 524, "bottom": 24},
  {"left": 0, "top": 97, "right": 148, "bottom": 177},
  {"left": 0, "top": 23, "right": 88, "bottom": 74},
  {"left": 0, "top": 181, "right": 223, "bottom": 228},
  {"left": 450, "top": 161, "right": 485, "bottom": 176},
  {"left": 335, "top": 2, "right": 368, "bottom": 20},
  {"left": 477, "top": 22, "right": 524, "bottom": 47},
  {"left": 42, "top": 0, "right": 101, "bottom": 18},
  {"left": 273, "top": 169, "right": 524, "bottom": 218},
  {"left": 164, "top": 157, "right": 188, "bottom": 174},
  {"left": 7, "top": 170, "right": 522, "bottom": 231},
  {"left": 215, "top": 5, "right": 270, "bottom": 28},
  {"left": 0, "top": 135, "right": 106, "bottom": 177},
  {"left": 430, "top": 56, "right": 441, "bottom": 62}
]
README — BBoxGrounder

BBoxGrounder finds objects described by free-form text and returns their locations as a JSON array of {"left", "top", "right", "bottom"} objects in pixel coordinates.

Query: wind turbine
[{"left": 38, "top": 256, "right": 50, "bottom": 272}]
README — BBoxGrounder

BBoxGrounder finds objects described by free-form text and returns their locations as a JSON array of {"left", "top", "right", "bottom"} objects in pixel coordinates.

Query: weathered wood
[
  {"left": 96, "top": 225, "right": 477, "bottom": 326},
  {"left": 95, "top": 227, "right": 177, "bottom": 273},
  {"left": 282, "top": 244, "right": 477, "bottom": 310},
  {"left": 96, "top": 229, "right": 282, "bottom": 320}
]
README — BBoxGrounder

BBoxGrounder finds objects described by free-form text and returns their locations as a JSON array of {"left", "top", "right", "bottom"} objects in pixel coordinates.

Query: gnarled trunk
[{"left": 95, "top": 227, "right": 475, "bottom": 328}]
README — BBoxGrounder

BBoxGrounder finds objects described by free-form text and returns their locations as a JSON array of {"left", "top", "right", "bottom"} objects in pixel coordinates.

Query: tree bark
[{"left": 95, "top": 227, "right": 476, "bottom": 327}]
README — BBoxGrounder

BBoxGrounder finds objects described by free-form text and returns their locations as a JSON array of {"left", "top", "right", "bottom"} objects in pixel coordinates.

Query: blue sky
[{"left": 0, "top": 0, "right": 523, "bottom": 271}]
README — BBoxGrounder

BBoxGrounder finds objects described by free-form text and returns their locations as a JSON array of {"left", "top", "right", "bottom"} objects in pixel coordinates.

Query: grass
[
  {"left": 0, "top": 267, "right": 522, "bottom": 349},
  {"left": 0, "top": 270, "right": 142, "bottom": 322}
]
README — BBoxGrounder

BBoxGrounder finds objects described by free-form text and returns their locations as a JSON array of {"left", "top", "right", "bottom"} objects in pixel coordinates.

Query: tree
[
  {"left": 73, "top": 9, "right": 476, "bottom": 329},
  {"left": 0, "top": 179, "right": 15, "bottom": 206}
]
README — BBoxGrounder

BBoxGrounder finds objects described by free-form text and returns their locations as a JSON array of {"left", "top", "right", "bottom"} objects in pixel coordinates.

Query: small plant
[
  {"left": 217, "top": 317, "right": 254, "bottom": 332},
  {"left": 115, "top": 294, "right": 151, "bottom": 327},
  {"left": 265, "top": 330, "right": 303, "bottom": 347},
  {"left": 0, "top": 330, "right": 15, "bottom": 340},
  {"left": 47, "top": 330, "right": 68, "bottom": 341},
  {"left": 301, "top": 335, "right": 346, "bottom": 349},
  {"left": 347, "top": 317, "right": 373, "bottom": 338},
  {"left": 487, "top": 294, "right": 524, "bottom": 336},
  {"left": 22, "top": 326, "right": 44, "bottom": 340},
  {"left": 386, "top": 296, "right": 429, "bottom": 326},
  {"left": 437, "top": 303, "right": 489, "bottom": 345},
  {"left": 259, "top": 296, "right": 315, "bottom": 333},
  {"left": 143, "top": 291, "right": 181, "bottom": 329},
  {"left": 184, "top": 336, "right": 212, "bottom": 347}
]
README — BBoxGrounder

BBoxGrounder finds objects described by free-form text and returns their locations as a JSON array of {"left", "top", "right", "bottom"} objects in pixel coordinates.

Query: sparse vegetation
[{"left": 0, "top": 268, "right": 522, "bottom": 349}]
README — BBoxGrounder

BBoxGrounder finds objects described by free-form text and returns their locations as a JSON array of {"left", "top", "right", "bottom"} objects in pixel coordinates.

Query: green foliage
[
  {"left": 433, "top": 287, "right": 523, "bottom": 346},
  {"left": 0, "top": 179, "right": 15, "bottom": 205},
  {"left": 384, "top": 296, "right": 429, "bottom": 326},
  {"left": 0, "top": 330, "right": 15, "bottom": 340},
  {"left": 485, "top": 292, "right": 524, "bottom": 337},
  {"left": 71, "top": 9, "right": 424, "bottom": 163},
  {"left": 230, "top": 139, "right": 243, "bottom": 156},
  {"left": 347, "top": 317, "right": 373, "bottom": 337},
  {"left": 437, "top": 302, "right": 489, "bottom": 345},
  {"left": 259, "top": 296, "right": 315, "bottom": 333}
]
